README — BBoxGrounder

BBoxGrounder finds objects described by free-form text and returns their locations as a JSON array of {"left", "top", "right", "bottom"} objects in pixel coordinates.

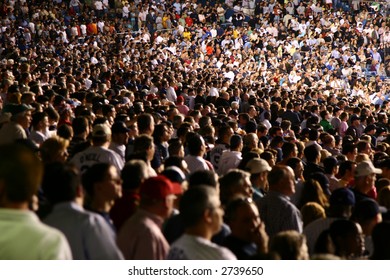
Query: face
[
  {"left": 294, "top": 161, "right": 304, "bottom": 180},
  {"left": 98, "top": 166, "right": 123, "bottom": 201},
  {"left": 279, "top": 167, "right": 296, "bottom": 196},
  {"left": 209, "top": 194, "right": 224, "bottom": 235},
  {"left": 18, "top": 110, "right": 33, "bottom": 129},
  {"left": 346, "top": 223, "right": 365, "bottom": 258},
  {"left": 229, "top": 202, "right": 261, "bottom": 242}
]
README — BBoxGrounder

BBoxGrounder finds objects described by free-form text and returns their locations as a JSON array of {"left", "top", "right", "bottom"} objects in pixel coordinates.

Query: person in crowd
[
  {"left": 167, "top": 186, "right": 236, "bottom": 260},
  {"left": 257, "top": 165, "right": 303, "bottom": 238},
  {"left": 0, "top": 143, "right": 71, "bottom": 259},
  {"left": 43, "top": 162, "right": 124, "bottom": 259},
  {"left": 117, "top": 176, "right": 181, "bottom": 259}
]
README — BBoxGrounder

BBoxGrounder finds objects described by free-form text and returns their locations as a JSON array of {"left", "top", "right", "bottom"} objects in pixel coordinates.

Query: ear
[{"left": 203, "top": 208, "right": 213, "bottom": 224}]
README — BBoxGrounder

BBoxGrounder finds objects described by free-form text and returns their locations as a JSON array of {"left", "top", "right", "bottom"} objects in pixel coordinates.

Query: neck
[
  {"left": 90, "top": 197, "right": 114, "bottom": 213},
  {"left": 185, "top": 225, "right": 213, "bottom": 241}
]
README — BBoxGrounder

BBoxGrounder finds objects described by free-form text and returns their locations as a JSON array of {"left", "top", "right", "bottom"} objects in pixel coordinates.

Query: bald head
[{"left": 268, "top": 165, "right": 296, "bottom": 196}]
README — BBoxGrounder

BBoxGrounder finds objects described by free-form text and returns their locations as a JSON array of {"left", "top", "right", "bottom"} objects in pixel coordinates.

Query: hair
[
  {"left": 40, "top": 136, "right": 69, "bottom": 163},
  {"left": 219, "top": 169, "right": 250, "bottom": 206},
  {"left": 82, "top": 163, "right": 112, "bottom": 197},
  {"left": 189, "top": 170, "right": 218, "bottom": 189},
  {"left": 137, "top": 113, "right": 154, "bottom": 134},
  {"left": 224, "top": 196, "right": 254, "bottom": 224},
  {"left": 57, "top": 124, "right": 73, "bottom": 140},
  {"left": 285, "top": 157, "right": 302, "bottom": 171},
  {"left": 0, "top": 143, "right": 43, "bottom": 203},
  {"left": 31, "top": 111, "right": 47, "bottom": 129},
  {"left": 338, "top": 160, "right": 355, "bottom": 177},
  {"left": 304, "top": 145, "right": 320, "bottom": 162},
  {"left": 298, "top": 179, "right": 329, "bottom": 209},
  {"left": 42, "top": 162, "right": 80, "bottom": 204},
  {"left": 186, "top": 133, "right": 204, "bottom": 156},
  {"left": 300, "top": 202, "right": 326, "bottom": 228},
  {"left": 133, "top": 134, "right": 154, "bottom": 155},
  {"left": 282, "top": 142, "right": 296, "bottom": 159},
  {"left": 378, "top": 186, "right": 390, "bottom": 209},
  {"left": 72, "top": 116, "right": 89, "bottom": 135},
  {"left": 179, "top": 186, "right": 218, "bottom": 228},
  {"left": 153, "top": 123, "right": 168, "bottom": 143},
  {"left": 269, "top": 231, "right": 308, "bottom": 260},
  {"left": 121, "top": 160, "right": 148, "bottom": 191}
]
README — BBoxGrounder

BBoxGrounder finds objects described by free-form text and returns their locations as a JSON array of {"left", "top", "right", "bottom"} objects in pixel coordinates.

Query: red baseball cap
[{"left": 140, "top": 175, "right": 182, "bottom": 200}]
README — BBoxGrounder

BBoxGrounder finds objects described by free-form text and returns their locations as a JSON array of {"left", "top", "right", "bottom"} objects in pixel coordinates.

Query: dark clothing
[
  {"left": 223, "top": 235, "right": 258, "bottom": 260},
  {"left": 281, "top": 110, "right": 301, "bottom": 126},
  {"left": 109, "top": 190, "right": 140, "bottom": 231},
  {"left": 303, "top": 162, "right": 324, "bottom": 181}
]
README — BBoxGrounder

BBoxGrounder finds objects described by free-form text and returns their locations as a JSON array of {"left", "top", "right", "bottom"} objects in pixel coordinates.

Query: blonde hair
[{"left": 40, "top": 136, "right": 69, "bottom": 163}]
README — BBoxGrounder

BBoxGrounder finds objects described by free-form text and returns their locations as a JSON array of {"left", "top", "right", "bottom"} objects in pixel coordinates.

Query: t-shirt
[{"left": 167, "top": 234, "right": 236, "bottom": 260}]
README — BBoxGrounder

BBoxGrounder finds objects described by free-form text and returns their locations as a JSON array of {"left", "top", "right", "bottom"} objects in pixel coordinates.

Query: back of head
[
  {"left": 219, "top": 169, "right": 250, "bottom": 205},
  {"left": 72, "top": 116, "right": 89, "bottom": 135},
  {"left": 137, "top": 113, "right": 154, "bottom": 134},
  {"left": 186, "top": 133, "right": 204, "bottom": 156},
  {"left": 179, "top": 186, "right": 218, "bottom": 228},
  {"left": 42, "top": 162, "right": 80, "bottom": 204},
  {"left": 269, "top": 230, "right": 308, "bottom": 260},
  {"left": 0, "top": 143, "right": 43, "bottom": 205},
  {"left": 188, "top": 170, "right": 218, "bottom": 189},
  {"left": 82, "top": 163, "right": 111, "bottom": 198},
  {"left": 304, "top": 144, "right": 320, "bottom": 163},
  {"left": 121, "top": 160, "right": 148, "bottom": 191},
  {"left": 371, "top": 222, "right": 390, "bottom": 260}
]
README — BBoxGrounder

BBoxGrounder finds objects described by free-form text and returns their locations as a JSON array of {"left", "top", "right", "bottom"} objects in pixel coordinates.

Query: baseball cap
[
  {"left": 92, "top": 123, "right": 111, "bottom": 138},
  {"left": 161, "top": 166, "right": 186, "bottom": 184},
  {"left": 176, "top": 96, "right": 185, "bottom": 103},
  {"left": 140, "top": 175, "right": 182, "bottom": 200},
  {"left": 329, "top": 188, "right": 355, "bottom": 206},
  {"left": 2, "top": 103, "right": 34, "bottom": 116},
  {"left": 245, "top": 158, "right": 272, "bottom": 174},
  {"left": 323, "top": 156, "right": 340, "bottom": 170},
  {"left": 352, "top": 199, "right": 386, "bottom": 221},
  {"left": 146, "top": 93, "right": 157, "bottom": 101},
  {"left": 111, "top": 121, "right": 130, "bottom": 134},
  {"left": 355, "top": 160, "right": 382, "bottom": 177}
]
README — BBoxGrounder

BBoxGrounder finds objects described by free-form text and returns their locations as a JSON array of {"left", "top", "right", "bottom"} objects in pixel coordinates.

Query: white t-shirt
[{"left": 167, "top": 234, "right": 236, "bottom": 260}]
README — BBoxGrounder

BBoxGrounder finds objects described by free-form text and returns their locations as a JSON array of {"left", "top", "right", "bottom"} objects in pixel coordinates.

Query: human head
[
  {"left": 329, "top": 220, "right": 364, "bottom": 259},
  {"left": 121, "top": 160, "right": 149, "bottom": 191},
  {"left": 40, "top": 136, "right": 69, "bottom": 164},
  {"left": 354, "top": 161, "right": 382, "bottom": 194},
  {"left": 0, "top": 143, "right": 43, "bottom": 207},
  {"left": 219, "top": 169, "right": 252, "bottom": 206},
  {"left": 267, "top": 165, "right": 296, "bottom": 196},
  {"left": 180, "top": 186, "right": 223, "bottom": 237},
  {"left": 82, "top": 163, "right": 122, "bottom": 204},
  {"left": 139, "top": 175, "right": 182, "bottom": 219},
  {"left": 42, "top": 162, "right": 81, "bottom": 204},
  {"left": 269, "top": 231, "right": 309, "bottom": 260},
  {"left": 225, "top": 197, "right": 267, "bottom": 246}
]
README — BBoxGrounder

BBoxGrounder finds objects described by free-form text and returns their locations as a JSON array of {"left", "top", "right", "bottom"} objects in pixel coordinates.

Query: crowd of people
[{"left": 0, "top": 0, "right": 390, "bottom": 260}]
